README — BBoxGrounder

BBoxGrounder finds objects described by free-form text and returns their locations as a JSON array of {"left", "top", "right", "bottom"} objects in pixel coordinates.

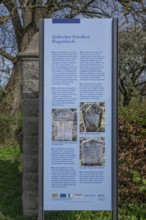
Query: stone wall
[{"left": 19, "top": 33, "right": 39, "bottom": 216}]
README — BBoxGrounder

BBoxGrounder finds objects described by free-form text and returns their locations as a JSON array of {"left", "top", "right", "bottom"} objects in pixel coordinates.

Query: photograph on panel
[
  {"left": 52, "top": 109, "right": 77, "bottom": 141},
  {"left": 80, "top": 102, "right": 105, "bottom": 132},
  {"left": 80, "top": 137, "right": 105, "bottom": 166}
]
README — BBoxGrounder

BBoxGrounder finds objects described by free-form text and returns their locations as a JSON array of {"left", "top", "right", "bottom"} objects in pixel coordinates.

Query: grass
[
  {"left": 0, "top": 142, "right": 146, "bottom": 220},
  {"left": 0, "top": 142, "right": 23, "bottom": 220}
]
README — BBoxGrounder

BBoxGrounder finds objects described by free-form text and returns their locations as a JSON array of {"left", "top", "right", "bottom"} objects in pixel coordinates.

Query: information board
[{"left": 39, "top": 18, "right": 118, "bottom": 216}]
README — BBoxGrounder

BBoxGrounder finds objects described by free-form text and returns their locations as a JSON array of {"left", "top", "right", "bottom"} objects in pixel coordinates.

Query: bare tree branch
[
  {"left": 1, "top": 0, "right": 23, "bottom": 49},
  {"left": 65, "top": 0, "right": 95, "bottom": 18},
  {"left": 0, "top": 48, "right": 17, "bottom": 62}
]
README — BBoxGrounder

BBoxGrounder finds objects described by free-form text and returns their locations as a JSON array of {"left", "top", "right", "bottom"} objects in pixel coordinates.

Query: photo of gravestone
[
  {"left": 52, "top": 109, "right": 77, "bottom": 141},
  {"left": 80, "top": 102, "right": 105, "bottom": 132},
  {"left": 80, "top": 138, "right": 105, "bottom": 166}
]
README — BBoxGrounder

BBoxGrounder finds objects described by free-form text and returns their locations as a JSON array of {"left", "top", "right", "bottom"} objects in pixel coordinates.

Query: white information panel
[{"left": 43, "top": 19, "right": 113, "bottom": 211}]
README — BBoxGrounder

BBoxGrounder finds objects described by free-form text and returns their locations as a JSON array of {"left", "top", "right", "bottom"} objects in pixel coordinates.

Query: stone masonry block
[
  {"left": 23, "top": 98, "right": 38, "bottom": 117},
  {"left": 23, "top": 118, "right": 38, "bottom": 136},
  {"left": 23, "top": 61, "right": 39, "bottom": 80},
  {"left": 22, "top": 191, "right": 38, "bottom": 214},
  {"left": 23, "top": 136, "right": 38, "bottom": 155},
  {"left": 23, "top": 209, "right": 38, "bottom": 217},
  {"left": 23, "top": 92, "right": 39, "bottom": 98},
  {"left": 23, "top": 80, "right": 39, "bottom": 94},
  {"left": 23, "top": 173, "right": 38, "bottom": 192},
  {"left": 23, "top": 155, "right": 38, "bottom": 173}
]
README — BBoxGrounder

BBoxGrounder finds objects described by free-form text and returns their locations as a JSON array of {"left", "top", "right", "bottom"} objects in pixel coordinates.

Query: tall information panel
[{"left": 39, "top": 18, "right": 118, "bottom": 220}]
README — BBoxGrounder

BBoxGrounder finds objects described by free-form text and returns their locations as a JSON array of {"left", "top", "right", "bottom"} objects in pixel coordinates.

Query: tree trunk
[
  {"left": 123, "top": 95, "right": 131, "bottom": 107},
  {"left": 0, "top": 59, "right": 22, "bottom": 116}
]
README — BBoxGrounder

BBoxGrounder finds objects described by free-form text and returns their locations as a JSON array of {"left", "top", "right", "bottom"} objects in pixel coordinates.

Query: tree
[
  {"left": 0, "top": 0, "right": 114, "bottom": 116},
  {"left": 0, "top": 0, "right": 146, "bottom": 113},
  {"left": 119, "top": 29, "right": 146, "bottom": 106}
]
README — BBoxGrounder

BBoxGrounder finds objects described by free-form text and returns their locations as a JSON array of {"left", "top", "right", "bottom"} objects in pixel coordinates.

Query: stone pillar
[{"left": 19, "top": 33, "right": 39, "bottom": 216}]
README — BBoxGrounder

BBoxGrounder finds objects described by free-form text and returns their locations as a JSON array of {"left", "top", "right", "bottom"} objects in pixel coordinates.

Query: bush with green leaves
[
  {"left": 119, "top": 105, "right": 146, "bottom": 204},
  {"left": 119, "top": 103, "right": 146, "bottom": 128}
]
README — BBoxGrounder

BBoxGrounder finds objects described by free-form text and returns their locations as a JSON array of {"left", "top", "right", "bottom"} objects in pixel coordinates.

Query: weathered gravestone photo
[
  {"left": 80, "top": 138, "right": 105, "bottom": 166},
  {"left": 80, "top": 102, "right": 105, "bottom": 132},
  {"left": 52, "top": 109, "right": 77, "bottom": 141}
]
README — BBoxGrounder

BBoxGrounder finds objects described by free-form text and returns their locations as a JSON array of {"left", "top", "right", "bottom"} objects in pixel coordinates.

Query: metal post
[
  {"left": 38, "top": 19, "right": 45, "bottom": 220},
  {"left": 112, "top": 18, "right": 118, "bottom": 220}
]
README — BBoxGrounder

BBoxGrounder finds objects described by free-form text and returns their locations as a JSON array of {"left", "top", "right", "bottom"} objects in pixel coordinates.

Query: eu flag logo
[{"left": 60, "top": 194, "right": 66, "bottom": 198}]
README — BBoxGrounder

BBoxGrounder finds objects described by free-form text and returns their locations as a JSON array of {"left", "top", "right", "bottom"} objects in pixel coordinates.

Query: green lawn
[{"left": 0, "top": 142, "right": 145, "bottom": 220}]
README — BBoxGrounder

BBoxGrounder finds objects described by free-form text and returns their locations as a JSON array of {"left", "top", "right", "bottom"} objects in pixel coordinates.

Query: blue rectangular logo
[
  {"left": 60, "top": 194, "right": 66, "bottom": 198},
  {"left": 52, "top": 19, "right": 80, "bottom": 24}
]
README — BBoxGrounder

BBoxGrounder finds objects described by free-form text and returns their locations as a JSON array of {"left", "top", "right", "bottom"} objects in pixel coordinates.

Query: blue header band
[{"left": 52, "top": 19, "right": 80, "bottom": 24}]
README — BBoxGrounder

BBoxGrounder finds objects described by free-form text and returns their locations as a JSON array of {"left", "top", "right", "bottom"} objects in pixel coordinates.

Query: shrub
[
  {"left": 119, "top": 106, "right": 146, "bottom": 204},
  {"left": 119, "top": 103, "right": 146, "bottom": 127}
]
